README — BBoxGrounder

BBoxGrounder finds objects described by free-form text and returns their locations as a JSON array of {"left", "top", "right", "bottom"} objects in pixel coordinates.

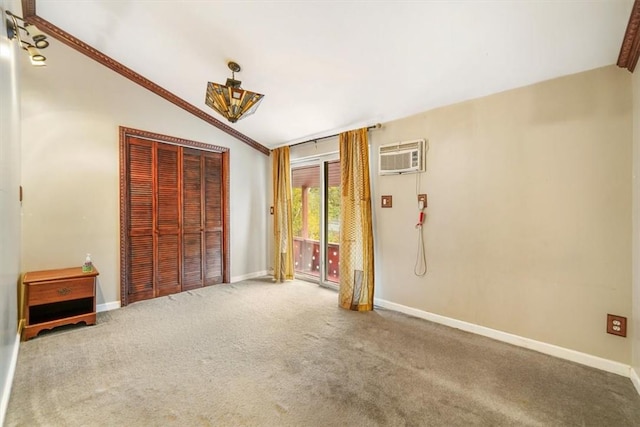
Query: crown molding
[
  {"left": 21, "top": 0, "right": 270, "bottom": 155},
  {"left": 618, "top": 0, "right": 640, "bottom": 72}
]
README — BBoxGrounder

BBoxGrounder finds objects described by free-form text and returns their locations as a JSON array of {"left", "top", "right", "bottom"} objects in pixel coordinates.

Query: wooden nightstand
[{"left": 22, "top": 266, "right": 99, "bottom": 340}]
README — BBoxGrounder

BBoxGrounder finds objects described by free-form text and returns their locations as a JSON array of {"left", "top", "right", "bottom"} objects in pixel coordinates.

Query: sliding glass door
[{"left": 291, "top": 156, "right": 340, "bottom": 287}]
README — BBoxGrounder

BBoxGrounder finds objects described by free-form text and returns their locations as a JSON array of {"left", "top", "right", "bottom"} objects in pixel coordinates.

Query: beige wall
[
  {"left": 633, "top": 68, "right": 640, "bottom": 377},
  {"left": 369, "top": 65, "right": 632, "bottom": 363},
  {"left": 0, "top": 0, "right": 23, "bottom": 419},
  {"left": 20, "top": 38, "right": 270, "bottom": 306},
  {"left": 291, "top": 66, "right": 633, "bottom": 364}
]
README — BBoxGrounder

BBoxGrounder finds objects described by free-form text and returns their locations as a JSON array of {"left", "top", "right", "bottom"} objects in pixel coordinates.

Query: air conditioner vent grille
[{"left": 378, "top": 139, "right": 425, "bottom": 175}]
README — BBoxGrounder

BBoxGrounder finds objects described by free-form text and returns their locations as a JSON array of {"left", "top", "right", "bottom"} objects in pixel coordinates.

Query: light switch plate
[{"left": 381, "top": 195, "right": 392, "bottom": 208}]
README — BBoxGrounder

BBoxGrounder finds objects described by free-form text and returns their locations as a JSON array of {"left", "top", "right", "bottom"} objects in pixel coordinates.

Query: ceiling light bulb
[
  {"left": 29, "top": 55, "right": 46, "bottom": 66},
  {"left": 26, "top": 46, "right": 45, "bottom": 62},
  {"left": 32, "top": 35, "right": 49, "bottom": 49},
  {"left": 29, "top": 57, "right": 46, "bottom": 66},
  {"left": 25, "top": 24, "right": 49, "bottom": 49}
]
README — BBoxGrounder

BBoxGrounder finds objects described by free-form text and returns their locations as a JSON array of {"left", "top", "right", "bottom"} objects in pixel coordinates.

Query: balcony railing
[{"left": 293, "top": 237, "right": 340, "bottom": 283}]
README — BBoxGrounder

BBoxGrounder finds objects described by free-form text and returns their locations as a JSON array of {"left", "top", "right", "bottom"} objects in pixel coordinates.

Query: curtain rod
[{"left": 288, "top": 123, "right": 382, "bottom": 148}]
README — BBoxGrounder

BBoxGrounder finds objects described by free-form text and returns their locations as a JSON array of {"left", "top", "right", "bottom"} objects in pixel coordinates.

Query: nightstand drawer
[{"left": 28, "top": 277, "right": 95, "bottom": 305}]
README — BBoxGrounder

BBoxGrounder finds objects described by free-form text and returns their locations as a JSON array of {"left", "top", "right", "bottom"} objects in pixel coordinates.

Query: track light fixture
[
  {"left": 205, "top": 61, "right": 264, "bottom": 123},
  {"left": 5, "top": 10, "right": 49, "bottom": 66}
]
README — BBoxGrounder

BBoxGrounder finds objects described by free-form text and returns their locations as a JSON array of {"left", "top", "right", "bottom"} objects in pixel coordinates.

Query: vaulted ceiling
[{"left": 20, "top": 0, "right": 635, "bottom": 151}]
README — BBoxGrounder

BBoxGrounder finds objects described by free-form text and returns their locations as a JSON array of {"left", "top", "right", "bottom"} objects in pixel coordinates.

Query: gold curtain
[
  {"left": 339, "top": 128, "right": 375, "bottom": 311},
  {"left": 272, "top": 147, "right": 294, "bottom": 282}
]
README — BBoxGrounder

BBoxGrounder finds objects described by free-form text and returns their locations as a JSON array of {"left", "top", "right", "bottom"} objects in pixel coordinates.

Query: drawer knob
[{"left": 57, "top": 287, "right": 72, "bottom": 295}]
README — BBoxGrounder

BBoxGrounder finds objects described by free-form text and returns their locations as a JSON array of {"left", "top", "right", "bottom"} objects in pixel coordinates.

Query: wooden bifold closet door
[
  {"left": 120, "top": 129, "right": 229, "bottom": 305},
  {"left": 182, "top": 148, "right": 224, "bottom": 290}
]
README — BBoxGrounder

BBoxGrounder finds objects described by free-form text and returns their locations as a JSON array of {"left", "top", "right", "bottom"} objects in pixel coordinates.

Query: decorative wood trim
[
  {"left": 119, "top": 127, "right": 231, "bottom": 306},
  {"left": 21, "top": 0, "right": 270, "bottom": 155},
  {"left": 121, "top": 127, "right": 228, "bottom": 153},
  {"left": 119, "top": 127, "right": 129, "bottom": 306},
  {"left": 222, "top": 149, "right": 231, "bottom": 284},
  {"left": 618, "top": 0, "right": 640, "bottom": 72}
]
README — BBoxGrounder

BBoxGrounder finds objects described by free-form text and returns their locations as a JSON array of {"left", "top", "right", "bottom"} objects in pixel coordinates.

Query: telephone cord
[{"left": 414, "top": 224, "right": 427, "bottom": 276}]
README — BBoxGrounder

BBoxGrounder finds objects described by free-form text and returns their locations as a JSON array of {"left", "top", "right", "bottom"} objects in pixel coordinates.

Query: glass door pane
[
  {"left": 325, "top": 160, "right": 340, "bottom": 284},
  {"left": 291, "top": 165, "right": 321, "bottom": 279}
]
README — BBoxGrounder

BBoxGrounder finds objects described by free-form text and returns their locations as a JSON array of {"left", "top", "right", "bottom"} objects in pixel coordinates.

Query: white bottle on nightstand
[{"left": 82, "top": 253, "right": 93, "bottom": 273}]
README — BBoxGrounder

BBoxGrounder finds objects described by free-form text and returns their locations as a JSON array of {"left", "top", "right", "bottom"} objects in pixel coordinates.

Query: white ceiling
[{"left": 35, "top": 0, "right": 633, "bottom": 149}]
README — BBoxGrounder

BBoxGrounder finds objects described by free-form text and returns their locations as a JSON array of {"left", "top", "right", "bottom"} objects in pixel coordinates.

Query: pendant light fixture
[{"left": 205, "top": 61, "right": 264, "bottom": 123}]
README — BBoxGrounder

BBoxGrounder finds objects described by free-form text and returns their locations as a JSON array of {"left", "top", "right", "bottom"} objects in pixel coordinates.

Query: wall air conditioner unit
[{"left": 378, "top": 139, "right": 425, "bottom": 175}]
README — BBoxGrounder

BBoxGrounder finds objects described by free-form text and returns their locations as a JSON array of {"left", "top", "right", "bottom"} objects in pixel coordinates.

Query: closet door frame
[{"left": 119, "top": 126, "right": 230, "bottom": 306}]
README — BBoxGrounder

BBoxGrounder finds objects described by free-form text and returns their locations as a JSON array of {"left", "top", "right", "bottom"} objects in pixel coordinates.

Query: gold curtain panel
[
  {"left": 339, "top": 128, "right": 375, "bottom": 311},
  {"left": 272, "top": 147, "right": 295, "bottom": 282}
]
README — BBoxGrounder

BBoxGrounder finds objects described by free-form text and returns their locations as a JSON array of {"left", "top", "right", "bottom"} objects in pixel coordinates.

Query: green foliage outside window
[
  {"left": 327, "top": 186, "right": 340, "bottom": 243},
  {"left": 291, "top": 187, "right": 304, "bottom": 238},
  {"left": 291, "top": 186, "right": 341, "bottom": 243}
]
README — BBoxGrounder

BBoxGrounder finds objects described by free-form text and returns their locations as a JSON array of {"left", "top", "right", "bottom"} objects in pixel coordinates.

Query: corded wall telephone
[
  {"left": 416, "top": 200, "right": 425, "bottom": 227},
  {"left": 414, "top": 197, "right": 427, "bottom": 276}
]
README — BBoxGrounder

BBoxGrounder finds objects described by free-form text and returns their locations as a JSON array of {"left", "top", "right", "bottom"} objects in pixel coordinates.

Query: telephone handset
[{"left": 416, "top": 200, "right": 425, "bottom": 227}]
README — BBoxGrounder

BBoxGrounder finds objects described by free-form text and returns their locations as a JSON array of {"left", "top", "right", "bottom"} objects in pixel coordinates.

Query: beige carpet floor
[{"left": 6, "top": 278, "right": 640, "bottom": 426}]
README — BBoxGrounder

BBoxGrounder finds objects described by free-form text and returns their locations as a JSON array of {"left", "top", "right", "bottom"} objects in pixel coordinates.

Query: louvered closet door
[
  {"left": 182, "top": 148, "right": 204, "bottom": 290},
  {"left": 123, "top": 130, "right": 227, "bottom": 305},
  {"left": 182, "top": 149, "right": 224, "bottom": 288},
  {"left": 155, "top": 144, "right": 181, "bottom": 296},
  {"left": 203, "top": 152, "right": 224, "bottom": 285},
  {"left": 126, "top": 138, "right": 155, "bottom": 303}
]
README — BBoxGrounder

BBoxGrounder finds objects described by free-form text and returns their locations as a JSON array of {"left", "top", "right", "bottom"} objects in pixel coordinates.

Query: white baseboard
[
  {"left": 97, "top": 301, "right": 121, "bottom": 312},
  {"left": 0, "top": 332, "right": 21, "bottom": 427},
  {"left": 231, "top": 270, "right": 269, "bottom": 283},
  {"left": 374, "top": 298, "right": 631, "bottom": 378},
  {"left": 631, "top": 367, "right": 640, "bottom": 396}
]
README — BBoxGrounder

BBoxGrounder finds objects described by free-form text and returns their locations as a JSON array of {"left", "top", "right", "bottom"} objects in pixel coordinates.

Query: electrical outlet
[
  {"left": 606, "top": 314, "right": 627, "bottom": 337},
  {"left": 418, "top": 194, "right": 427, "bottom": 207}
]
